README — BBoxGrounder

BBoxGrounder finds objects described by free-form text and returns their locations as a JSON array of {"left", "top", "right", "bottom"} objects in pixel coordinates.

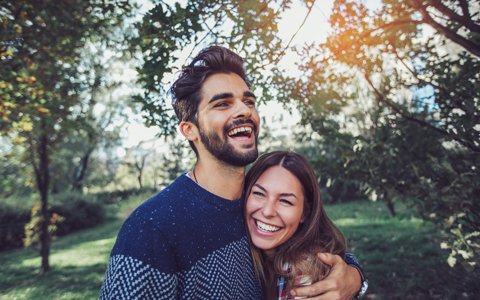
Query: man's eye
[
  {"left": 214, "top": 102, "right": 229, "bottom": 108},
  {"left": 244, "top": 99, "right": 256, "bottom": 107}
]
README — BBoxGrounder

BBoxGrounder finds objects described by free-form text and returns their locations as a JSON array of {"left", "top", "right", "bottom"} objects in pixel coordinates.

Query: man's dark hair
[{"left": 170, "top": 46, "right": 250, "bottom": 154}]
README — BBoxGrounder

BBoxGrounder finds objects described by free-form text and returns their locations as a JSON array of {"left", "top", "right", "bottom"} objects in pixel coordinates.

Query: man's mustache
[{"left": 225, "top": 119, "right": 258, "bottom": 135}]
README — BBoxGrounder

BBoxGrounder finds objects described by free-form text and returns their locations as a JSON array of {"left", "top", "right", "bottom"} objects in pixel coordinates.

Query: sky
[
  {"left": 121, "top": 0, "right": 337, "bottom": 149},
  {"left": 121, "top": 0, "right": 383, "bottom": 151}
]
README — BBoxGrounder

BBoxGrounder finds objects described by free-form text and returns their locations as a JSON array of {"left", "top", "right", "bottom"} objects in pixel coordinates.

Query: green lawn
[{"left": 0, "top": 199, "right": 478, "bottom": 299}]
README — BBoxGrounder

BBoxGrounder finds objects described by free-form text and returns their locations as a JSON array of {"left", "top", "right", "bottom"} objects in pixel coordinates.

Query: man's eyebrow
[
  {"left": 209, "top": 93, "right": 233, "bottom": 103},
  {"left": 209, "top": 91, "right": 256, "bottom": 103},
  {"left": 244, "top": 91, "right": 256, "bottom": 99}
]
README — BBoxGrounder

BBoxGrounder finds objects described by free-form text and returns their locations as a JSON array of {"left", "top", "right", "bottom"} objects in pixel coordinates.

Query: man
[{"left": 100, "top": 46, "right": 367, "bottom": 299}]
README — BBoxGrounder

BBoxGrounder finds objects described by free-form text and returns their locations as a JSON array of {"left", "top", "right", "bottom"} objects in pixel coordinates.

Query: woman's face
[{"left": 246, "top": 165, "right": 305, "bottom": 257}]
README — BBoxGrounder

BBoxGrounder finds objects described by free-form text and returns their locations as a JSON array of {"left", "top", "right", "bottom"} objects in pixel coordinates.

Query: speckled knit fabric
[{"left": 100, "top": 174, "right": 262, "bottom": 299}]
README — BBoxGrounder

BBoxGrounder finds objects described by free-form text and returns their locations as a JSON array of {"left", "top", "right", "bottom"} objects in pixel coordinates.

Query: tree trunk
[
  {"left": 385, "top": 189, "right": 396, "bottom": 217},
  {"left": 38, "top": 129, "right": 50, "bottom": 273},
  {"left": 137, "top": 172, "right": 143, "bottom": 189},
  {"left": 72, "top": 147, "right": 93, "bottom": 192}
]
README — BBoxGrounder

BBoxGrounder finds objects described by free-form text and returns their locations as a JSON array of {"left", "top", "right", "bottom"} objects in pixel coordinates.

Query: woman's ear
[{"left": 179, "top": 121, "right": 198, "bottom": 142}]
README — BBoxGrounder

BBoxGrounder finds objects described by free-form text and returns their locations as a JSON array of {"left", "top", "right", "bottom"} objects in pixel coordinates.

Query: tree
[
  {"left": 131, "top": 0, "right": 296, "bottom": 136},
  {"left": 279, "top": 0, "right": 480, "bottom": 267},
  {"left": 0, "top": 0, "right": 132, "bottom": 273},
  {"left": 133, "top": 0, "right": 479, "bottom": 268}
]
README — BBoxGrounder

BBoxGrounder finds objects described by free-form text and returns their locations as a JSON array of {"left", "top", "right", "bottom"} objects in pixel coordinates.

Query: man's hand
[{"left": 289, "top": 253, "right": 362, "bottom": 300}]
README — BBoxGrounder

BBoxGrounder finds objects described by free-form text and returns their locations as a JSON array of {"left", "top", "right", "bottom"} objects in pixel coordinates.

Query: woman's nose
[{"left": 261, "top": 200, "right": 277, "bottom": 218}]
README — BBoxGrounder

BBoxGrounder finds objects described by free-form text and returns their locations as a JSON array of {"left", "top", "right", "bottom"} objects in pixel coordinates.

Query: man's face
[{"left": 195, "top": 72, "right": 260, "bottom": 167}]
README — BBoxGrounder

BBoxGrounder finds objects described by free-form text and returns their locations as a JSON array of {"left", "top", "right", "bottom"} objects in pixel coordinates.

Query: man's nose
[{"left": 233, "top": 100, "right": 253, "bottom": 119}]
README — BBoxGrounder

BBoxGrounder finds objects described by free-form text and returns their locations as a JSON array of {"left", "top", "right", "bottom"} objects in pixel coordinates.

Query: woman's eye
[
  {"left": 280, "top": 199, "right": 293, "bottom": 206},
  {"left": 252, "top": 191, "right": 264, "bottom": 197}
]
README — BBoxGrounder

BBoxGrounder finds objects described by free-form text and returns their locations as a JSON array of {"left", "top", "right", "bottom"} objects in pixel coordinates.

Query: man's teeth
[
  {"left": 228, "top": 126, "right": 252, "bottom": 136},
  {"left": 256, "top": 220, "right": 280, "bottom": 232}
]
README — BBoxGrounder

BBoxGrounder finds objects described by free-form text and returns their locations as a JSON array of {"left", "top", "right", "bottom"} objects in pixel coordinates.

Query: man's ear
[{"left": 179, "top": 121, "right": 198, "bottom": 142}]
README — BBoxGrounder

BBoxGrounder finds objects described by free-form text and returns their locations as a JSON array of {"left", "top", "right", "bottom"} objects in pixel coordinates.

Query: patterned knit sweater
[{"left": 100, "top": 174, "right": 262, "bottom": 299}]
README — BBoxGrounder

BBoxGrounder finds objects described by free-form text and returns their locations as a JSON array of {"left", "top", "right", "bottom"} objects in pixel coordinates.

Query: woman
[{"left": 244, "top": 151, "right": 346, "bottom": 299}]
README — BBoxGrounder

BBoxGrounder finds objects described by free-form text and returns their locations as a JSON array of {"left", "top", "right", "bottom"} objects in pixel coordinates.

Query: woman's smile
[{"left": 246, "top": 165, "right": 304, "bottom": 255}]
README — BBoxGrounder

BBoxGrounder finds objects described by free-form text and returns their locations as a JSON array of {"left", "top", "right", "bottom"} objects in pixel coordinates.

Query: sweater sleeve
[
  {"left": 345, "top": 252, "right": 366, "bottom": 281},
  {"left": 100, "top": 211, "right": 179, "bottom": 299}
]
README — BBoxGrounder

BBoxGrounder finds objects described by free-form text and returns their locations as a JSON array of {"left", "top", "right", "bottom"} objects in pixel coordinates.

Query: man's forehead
[{"left": 200, "top": 73, "right": 251, "bottom": 99}]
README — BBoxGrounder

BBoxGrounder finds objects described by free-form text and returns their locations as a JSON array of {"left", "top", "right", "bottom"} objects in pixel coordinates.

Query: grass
[
  {"left": 326, "top": 201, "right": 480, "bottom": 300},
  {"left": 0, "top": 197, "right": 478, "bottom": 299}
]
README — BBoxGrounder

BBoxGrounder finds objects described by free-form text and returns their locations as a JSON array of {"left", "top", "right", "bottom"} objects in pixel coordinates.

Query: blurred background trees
[
  {"left": 132, "top": 0, "right": 479, "bottom": 269},
  {"left": 0, "top": 0, "right": 133, "bottom": 272},
  {"left": 1, "top": 0, "right": 478, "bottom": 276}
]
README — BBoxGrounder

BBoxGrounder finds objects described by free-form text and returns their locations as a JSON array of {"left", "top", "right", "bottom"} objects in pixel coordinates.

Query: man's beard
[{"left": 198, "top": 122, "right": 258, "bottom": 167}]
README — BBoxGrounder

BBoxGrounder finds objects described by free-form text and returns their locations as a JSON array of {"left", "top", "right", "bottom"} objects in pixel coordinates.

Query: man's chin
[{"left": 220, "top": 149, "right": 258, "bottom": 167}]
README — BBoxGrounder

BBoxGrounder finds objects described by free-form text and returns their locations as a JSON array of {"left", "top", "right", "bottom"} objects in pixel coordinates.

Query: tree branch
[
  {"left": 252, "top": 0, "right": 317, "bottom": 72},
  {"left": 426, "top": 0, "right": 480, "bottom": 33},
  {"left": 361, "top": 19, "right": 424, "bottom": 39},
  {"left": 417, "top": 2, "right": 480, "bottom": 58},
  {"left": 458, "top": 0, "right": 470, "bottom": 18},
  {"left": 363, "top": 73, "right": 479, "bottom": 152}
]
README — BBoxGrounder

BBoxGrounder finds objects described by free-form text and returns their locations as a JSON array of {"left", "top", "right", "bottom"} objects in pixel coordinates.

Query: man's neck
[{"left": 192, "top": 158, "right": 245, "bottom": 201}]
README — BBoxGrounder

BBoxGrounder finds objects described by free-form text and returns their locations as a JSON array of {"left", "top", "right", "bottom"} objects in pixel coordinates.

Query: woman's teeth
[{"left": 256, "top": 220, "right": 281, "bottom": 232}]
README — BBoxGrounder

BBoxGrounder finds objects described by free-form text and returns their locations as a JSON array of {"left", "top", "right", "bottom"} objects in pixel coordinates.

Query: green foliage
[
  {"left": 294, "top": 126, "right": 366, "bottom": 203},
  {"left": 50, "top": 194, "right": 105, "bottom": 236},
  {"left": 1, "top": 0, "right": 133, "bottom": 272},
  {"left": 23, "top": 201, "right": 65, "bottom": 248},
  {"left": 0, "top": 204, "right": 30, "bottom": 251},
  {"left": 132, "top": 0, "right": 480, "bottom": 269},
  {"left": 132, "top": 0, "right": 288, "bottom": 136},
  {"left": 1, "top": 192, "right": 106, "bottom": 252},
  {"left": 272, "top": 0, "right": 480, "bottom": 266}
]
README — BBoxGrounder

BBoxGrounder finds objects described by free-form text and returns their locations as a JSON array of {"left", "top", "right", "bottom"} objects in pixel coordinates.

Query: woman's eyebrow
[
  {"left": 279, "top": 193, "right": 297, "bottom": 198},
  {"left": 253, "top": 183, "right": 267, "bottom": 192},
  {"left": 253, "top": 184, "right": 297, "bottom": 198}
]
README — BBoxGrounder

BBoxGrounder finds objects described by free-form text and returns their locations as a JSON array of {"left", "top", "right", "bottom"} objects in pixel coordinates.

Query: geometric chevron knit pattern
[
  {"left": 99, "top": 174, "right": 262, "bottom": 299},
  {"left": 100, "top": 237, "right": 260, "bottom": 299}
]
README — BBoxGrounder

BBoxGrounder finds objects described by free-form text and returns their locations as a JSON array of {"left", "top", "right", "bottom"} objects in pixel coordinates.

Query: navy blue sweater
[{"left": 100, "top": 174, "right": 262, "bottom": 299}]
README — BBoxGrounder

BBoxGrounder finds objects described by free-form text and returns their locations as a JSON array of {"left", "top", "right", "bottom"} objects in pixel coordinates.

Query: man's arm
[
  {"left": 100, "top": 213, "right": 179, "bottom": 299},
  {"left": 289, "top": 253, "right": 367, "bottom": 300}
]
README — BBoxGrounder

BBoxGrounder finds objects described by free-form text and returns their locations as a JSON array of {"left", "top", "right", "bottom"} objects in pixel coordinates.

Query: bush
[
  {"left": 0, "top": 192, "right": 106, "bottom": 252},
  {"left": 0, "top": 205, "right": 30, "bottom": 251},
  {"left": 94, "top": 188, "right": 156, "bottom": 205},
  {"left": 53, "top": 200, "right": 104, "bottom": 236},
  {"left": 50, "top": 192, "right": 105, "bottom": 236}
]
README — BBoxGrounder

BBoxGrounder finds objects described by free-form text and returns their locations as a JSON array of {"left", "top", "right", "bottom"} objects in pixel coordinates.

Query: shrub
[
  {"left": 23, "top": 201, "right": 64, "bottom": 248},
  {"left": 1, "top": 192, "right": 106, "bottom": 252},
  {"left": 54, "top": 201, "right": 104, "bottom": 236},
  {"left": 0, "top": 205, "right": 30, "bottom": 251},
  {"left": 50, "top": 193, "right": 105, "bottom": 236}
]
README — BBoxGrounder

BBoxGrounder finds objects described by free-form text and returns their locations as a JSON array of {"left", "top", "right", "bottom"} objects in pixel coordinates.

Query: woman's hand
[{"left": 289, "top": 253, "right": 361, "bottom": 300}]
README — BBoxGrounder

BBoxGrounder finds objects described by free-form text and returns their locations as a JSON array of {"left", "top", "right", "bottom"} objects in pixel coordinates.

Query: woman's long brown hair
[{"left": 244, "top": 151, "right": 346, "bottom": 295}]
